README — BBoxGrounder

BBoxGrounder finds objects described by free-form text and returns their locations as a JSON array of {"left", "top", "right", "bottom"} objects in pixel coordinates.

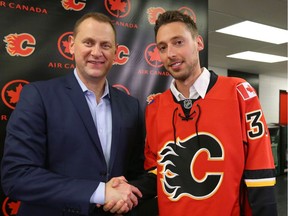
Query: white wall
[
  {"left": 209, "top": 66, "right": 288, "bottom": 124},
  {"left": 259, "top": 74, "right": 287, "bottom": 124}
]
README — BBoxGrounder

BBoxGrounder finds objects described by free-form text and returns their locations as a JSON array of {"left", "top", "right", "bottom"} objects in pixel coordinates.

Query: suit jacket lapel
[
  {"left": 109, "top": 87, "right": 122, "bottom": 170},
  {"left": 63, "top": 73, "right": 105, "bottom": 157}
]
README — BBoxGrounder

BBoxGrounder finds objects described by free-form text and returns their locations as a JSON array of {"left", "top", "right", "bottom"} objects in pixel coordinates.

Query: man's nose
[
  {"left": 167, "top": 46, "right": 176, "bottom": 58},
  {"left": 91, "top": 45, "right": 103, "bottom": 56}
]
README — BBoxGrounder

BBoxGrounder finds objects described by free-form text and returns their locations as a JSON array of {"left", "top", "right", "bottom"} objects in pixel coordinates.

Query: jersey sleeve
[
  {"left": 237, "top": 81, "right": 278, "bottom": 216},
  {"left": 144, "top": 95, "right": 160, "bottom": 172}
]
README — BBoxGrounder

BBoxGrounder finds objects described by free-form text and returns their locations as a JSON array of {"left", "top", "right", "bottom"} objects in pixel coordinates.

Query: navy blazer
[{"left": 1, "top": 72, "right": 145, "bottom": 216}]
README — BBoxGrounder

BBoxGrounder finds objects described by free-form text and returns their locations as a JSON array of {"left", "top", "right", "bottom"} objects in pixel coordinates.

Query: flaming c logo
[
  {"left": 61, "top": 0, "right": 86, "bottom": 11},
  {"left": 105, "top": 0, "right": 131, "bottom": 18},
  {"left": 146, "top": 93, "right": 161, "bottom": 105},
  {"left": 159, "top": 133, "right": 224, "bottom": 201},
  {"left": 144, "top": 43, "right": 163, "bottom": 68},
  {"left": 4, "top": 33, "right": 36, "bottom": 57},
  {"left": 147, "top": 7, "right": 165, "bottom": 24},
  {"left": 58, "top": 32, "right": 74, "bottom": 61},
  {"left": 114, "top": 45, "right": 129, "bottom": 65},
  {"left": 2, "top": 197, "right": 21, "bottom": 216},
  {"left": 1, "top": 80, "right": 29, "bottom": 110}
]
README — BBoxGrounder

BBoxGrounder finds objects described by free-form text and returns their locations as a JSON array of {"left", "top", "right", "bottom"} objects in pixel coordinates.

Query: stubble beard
[{"left": 168, "top": 65, "right": 193, "bottom": 82}]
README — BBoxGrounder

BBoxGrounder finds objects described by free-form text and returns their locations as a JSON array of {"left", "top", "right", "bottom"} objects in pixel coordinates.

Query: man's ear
[{"left": 197, "top": 35, "right": 204, "bottom": 51}]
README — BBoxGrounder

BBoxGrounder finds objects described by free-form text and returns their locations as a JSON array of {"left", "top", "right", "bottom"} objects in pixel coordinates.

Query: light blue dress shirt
[{"left": 74, "top": 70, "right": 112, "bottom": 205}]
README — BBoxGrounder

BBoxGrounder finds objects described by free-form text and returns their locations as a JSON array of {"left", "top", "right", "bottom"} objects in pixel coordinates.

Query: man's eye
[
  {"left": 102, "top": 44, "right": 112, "bottom": 49},
  {"left": 84, "top": 41, "right": 92, "bottom": 47},
  {"left": 175, "top": 40, "right": 184, "bottom": 46},
  {"left": 158, "top": 46, "right": 166, "bottom": 52}
]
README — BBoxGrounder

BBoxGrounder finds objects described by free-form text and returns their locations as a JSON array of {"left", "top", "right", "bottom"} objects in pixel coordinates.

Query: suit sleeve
[
  {"left": 129, "top": 171, "right": 157, "bottom": 200},
  {"left": 125, "top": 98, "right": 146, "bottom": 181},
  {"left": 236, "top": 81, "right": 278, "bottom": 216},
  {"left": 1, "top": 83, "right": 98, "bottom": 215},
  {"left": 129, "top": 97, "right": 160, "bottom": 200}
]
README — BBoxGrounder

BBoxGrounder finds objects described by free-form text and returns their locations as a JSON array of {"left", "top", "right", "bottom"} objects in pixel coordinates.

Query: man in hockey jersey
[
  {"left": 104, "top": 11, "right": 277, "bottom": 216},
  {"left": 131, "top": 10, "right": 278, "bottom": 216}
]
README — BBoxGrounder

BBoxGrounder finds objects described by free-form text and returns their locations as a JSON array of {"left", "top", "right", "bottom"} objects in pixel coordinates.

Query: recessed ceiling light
[
  {"left": 227, "top": 51, "right": 288, "bottom": 63},
  {"left": 216, "top": 21, "right": 288, "bottom": 44}
]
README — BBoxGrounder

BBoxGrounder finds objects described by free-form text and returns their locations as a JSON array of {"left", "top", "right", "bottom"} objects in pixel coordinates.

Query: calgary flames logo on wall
[
  {"left": 2, "top": 197, "right": 20, "bottom": 216},
  {"left": 146, "top": 93, "right": 161, "bottom": 105},
  {"left": 147, "top": 7, "right": 165, "bottom": 24},
  {"left": 105, "top": 0, "right": 131, "bottom": 18},
  {"left": 114, "top": 45, "right": 130, "bottom": 65},
  {"left": 61, "top": 0, "right": 86, "bottom": 11},
  {"left": 4, "top": 33, "right": 36, "bottom": 57},
  {"left": 1, "top": 80, "right": 29, "bottom": 110}
]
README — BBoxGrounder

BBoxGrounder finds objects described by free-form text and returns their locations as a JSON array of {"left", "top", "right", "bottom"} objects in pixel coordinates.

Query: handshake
[{"left": 98, "top": 176, "right": 142, "bottom": 215}]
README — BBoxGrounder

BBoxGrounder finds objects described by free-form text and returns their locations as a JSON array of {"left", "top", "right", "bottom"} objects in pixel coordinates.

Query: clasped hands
[{"left": 98, "top": 176, "right": 142, "bottom": 215}]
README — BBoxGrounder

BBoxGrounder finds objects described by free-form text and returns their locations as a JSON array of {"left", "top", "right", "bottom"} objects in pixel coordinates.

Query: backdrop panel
[{"left": 0, "top": 1, "right": 208, "bottom": 215}]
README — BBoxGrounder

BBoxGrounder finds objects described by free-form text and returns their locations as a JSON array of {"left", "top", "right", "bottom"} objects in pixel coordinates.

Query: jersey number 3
[{"left": 246, "top": 109, "right": 265, "bottom": 139}]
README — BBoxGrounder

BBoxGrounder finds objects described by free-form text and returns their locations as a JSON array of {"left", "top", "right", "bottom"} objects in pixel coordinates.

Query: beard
[{"left": 167, "top": 61, "right": 198, "bottom": 82}]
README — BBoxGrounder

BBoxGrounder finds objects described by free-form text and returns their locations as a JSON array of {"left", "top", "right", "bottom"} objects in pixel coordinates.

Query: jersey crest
[{"left": 158, "top": 133, "right": 224, "bottom": 201}]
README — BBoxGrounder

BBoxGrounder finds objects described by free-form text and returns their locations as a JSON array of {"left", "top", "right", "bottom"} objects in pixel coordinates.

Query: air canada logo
[
  {"left": 2, "top": 197, "right": 21, "bottom": 216},
  {"left": 114, "top": 45, "right": 129, "bottom": 65},
  {"left": 1, "top": 80, "right": 29, "bottom": 110},
  {"left": 58, "top": 32, "right": 73, "bottom": 61},
  {"left": 159, "top": 133, "right": 224, "bottom": 201},
  {"left": 4, "top": 33, "right": 36, "bottom": 57},
  {"left": 147, "top": 7, "right": 165, "bottom": 24},
  {"left": 105, "top": 0, "right": 131, "bottom": 18},
  {"left": 144, "top": 43, "right": 163, "bottom": 68},
  {"left": 61, "top": 0, "right": 86, "bottom": 11},
  {"left": 112, "top": 84, "right": 130, "bottom": 95},
  {"left": 178, "top": 7, "right": 197, "bottom": 23}
]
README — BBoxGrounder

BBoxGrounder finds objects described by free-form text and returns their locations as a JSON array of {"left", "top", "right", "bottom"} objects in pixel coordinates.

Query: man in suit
[{"left": 1, "top": 12, "right": 145, "bottom": 216}]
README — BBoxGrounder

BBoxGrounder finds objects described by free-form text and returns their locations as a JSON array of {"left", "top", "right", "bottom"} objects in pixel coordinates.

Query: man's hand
[{"left": 103, "top": 176, "right": 142, "bottom": 214}]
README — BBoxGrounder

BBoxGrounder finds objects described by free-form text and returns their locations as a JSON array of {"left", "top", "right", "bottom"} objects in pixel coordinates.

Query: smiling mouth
[
  {"left": 169, "top": 61, "right": 182, "bottom": 69},
  {"left": 88, "top": 60, "right": 105, "bottom": 65}
]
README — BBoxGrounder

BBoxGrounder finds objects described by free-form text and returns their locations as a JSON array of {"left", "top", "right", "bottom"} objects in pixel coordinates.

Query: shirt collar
[
  {"left": 73, "top": 69, "right": 110, "bottom": 99},
  {"left": 170, "top": 67, "right": 210, "bottom": 101}
]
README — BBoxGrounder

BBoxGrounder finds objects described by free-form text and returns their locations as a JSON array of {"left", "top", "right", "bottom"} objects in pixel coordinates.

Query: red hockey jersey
[{"left": 144, "top": 73, "right": 276, "bottom": 216}]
